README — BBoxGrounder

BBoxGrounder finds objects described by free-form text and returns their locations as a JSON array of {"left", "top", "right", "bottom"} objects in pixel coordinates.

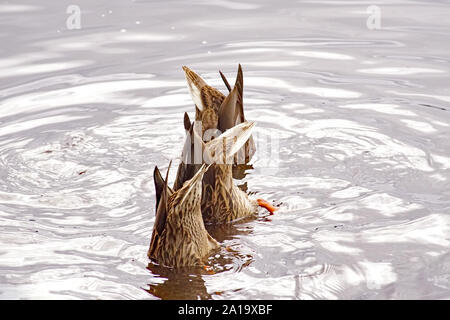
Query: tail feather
[
  {"left": 174, "top": 115, "right": 209, "bottom": 190},
  {"left": 149, "top": 162, "right": 173, "bottom": 257},
  {"left": 205, "top": 121, "right": 255, "bottom": 164},
  {"left": 153, "top": 166, "right": 165, "bottom": 212},
  {"left": 219, "top": 70, "right": 232, "bottom": 92},
  {"left": 218, "top": 85, "right": 240, "bottom": 131},
  {"left": 183, "top": 65, "right": 256, "bottom": 164},
  {"left": 218, "top": 65, "right": 255, "bottom": 162},
  {"left": 182, "top": 66, "right": 207, "bottom": 111},
  {"left": 235, "top": 64, "right": 245, "bottom": 123},
  {"left": 178, "top": 164, "right": 209, "bottom": 205}
]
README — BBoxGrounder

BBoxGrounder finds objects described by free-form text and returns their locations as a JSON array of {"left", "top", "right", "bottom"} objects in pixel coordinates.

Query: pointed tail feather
[
  {"left": 174, "top": 116, "right": 209, "bottom": 190},
  {"left": 153, "top": 166, "right": 165, "bottom": 211},
  {"left": 183, "top": 66, "right": 207, "bottom": 111},
  {"left": 219, "top": 70, "right": 232, "bottom": 92},
  {"left": 183, "top": 112, "right": 192, "bottom": 131},
  {"left": 235, "top": 64, "right": 245, "bottom": 123},
  {"left": 178, "top": 164, "right": 210, "bottom": 204},
  {"left": 149, "top": 161, "right": 174, "bottom": 257},
  {"left": 235, "top": 64, "right": 256, "bottom": 162},
  {"left": 218, "top": 65, "right": 255, "bottom": 163},
  {"left": 218, "top": 85, "right": 239, "bottom": 131},
  {"left": 205, "top": 121, "right": 255, "bottom": 164},
  {"left": 219, "top": 65, "right": 245, "bottom": 124}
]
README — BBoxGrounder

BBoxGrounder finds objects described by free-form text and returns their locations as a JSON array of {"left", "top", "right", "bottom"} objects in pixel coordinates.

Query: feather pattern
[
  {"left": 148, "top": 164, "right": 219, "bottom": 267},
  {"left": 183, "top": 65, "right": 255, "bottom": 163},
  {"left": 173, "top": 116, "right": 259, "bottom": 224}
]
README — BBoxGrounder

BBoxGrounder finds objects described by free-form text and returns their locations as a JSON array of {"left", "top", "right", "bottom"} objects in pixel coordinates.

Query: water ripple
[{"left": 1, "top": 0, "right": 450, "bottom": 300}]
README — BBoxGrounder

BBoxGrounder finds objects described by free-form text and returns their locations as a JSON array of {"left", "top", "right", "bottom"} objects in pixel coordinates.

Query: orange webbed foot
[{"left": 257, "top": 199, "right": 278, "bottom": 215}]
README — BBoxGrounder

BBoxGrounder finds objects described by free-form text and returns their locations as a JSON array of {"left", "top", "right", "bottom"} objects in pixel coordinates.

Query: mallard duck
[
  {"left": 182, "top": 64, "right": 255, "bottom": 164},
  {"left": 173, "top": 117, "right": 276, "bottom": 224},
  {"left": 148, "top": 162, "right": 219, "bottom": 267}
]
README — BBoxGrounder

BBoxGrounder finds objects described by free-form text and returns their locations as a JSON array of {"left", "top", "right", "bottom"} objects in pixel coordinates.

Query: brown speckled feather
[
  {"left": 183, "top": 65, "right": 255, "bottom": 162},
  {"left": 179, "top": 66, "right": 259, "bottom": 224},
  {"left": 173, "top": 113, "right": 205, "bottom": 191},
  {"left": 175, "top": 120, "right": 258, "bottom": 224},
  {"left": 201, "top": 122, "right": 258, "bottom": 223},
  {"left": 148, "top": 164, "right": 218, "bottom": 267},
  {"left": 201, "top": 163, "right": 258, "bottom": 224},
  {"left": 182, "top": 66, "right": 225, "bottom": 122}
]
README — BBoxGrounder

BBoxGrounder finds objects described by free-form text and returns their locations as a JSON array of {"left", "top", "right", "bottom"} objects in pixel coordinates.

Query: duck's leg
[{"left": 257, "top": 198, "right": 278, "bottom": 215}]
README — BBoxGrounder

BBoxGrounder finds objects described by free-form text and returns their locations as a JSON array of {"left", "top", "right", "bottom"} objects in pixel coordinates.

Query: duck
[
  {"left": 182, "top": 64, "right": 255, "bottom": 164},
  {"left": 148, "top": 162, "right": 219, "bottom": 267},
  {"left": 173, "top": 116, "right": 277, "bottom": 224}
]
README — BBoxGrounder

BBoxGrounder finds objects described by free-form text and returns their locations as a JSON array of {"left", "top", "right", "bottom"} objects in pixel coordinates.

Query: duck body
[
  {"left": 201, "top": 163, "right": 258, "bottom": 224},
  {"left": 175, "top": 111, "right": 259, "bottom": 224},
  {"left": 148, "top": 164, "right": 218, "bottom": 267}
]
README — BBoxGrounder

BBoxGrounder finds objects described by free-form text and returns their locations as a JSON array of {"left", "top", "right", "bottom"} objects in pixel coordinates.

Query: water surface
[{"left": 1, "top": 0, "right": 450, "bottom": 299}]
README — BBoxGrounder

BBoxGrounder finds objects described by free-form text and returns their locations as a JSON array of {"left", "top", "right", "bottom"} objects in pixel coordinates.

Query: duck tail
[
  {"left": 174, "top": 112, "right": 207, "bottom": 190},
  {"left": 218, "top": 65, "right": 255, "bottom": 162},
  {"left": 205, "top": 121, "right": 255, "bottom": 165},
  {"left": 182, "top": 66, "right": 208, "bottom": 112}
]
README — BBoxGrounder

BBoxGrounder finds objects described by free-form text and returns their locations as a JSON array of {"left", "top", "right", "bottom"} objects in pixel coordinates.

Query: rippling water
[{"left": 1, "top": 0, "right": 450, "bottom": 299}]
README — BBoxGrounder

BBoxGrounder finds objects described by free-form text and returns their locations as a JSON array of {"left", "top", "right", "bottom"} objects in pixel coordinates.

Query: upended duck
[
  {"left": 174, "top": 66, "right": 277, "bottom": 224},
  {"left": 148, "top": 163, "right": 218, "bottom": 267},
  {"left": 148, "top": 122, "right": 258, "bottom": 267}
]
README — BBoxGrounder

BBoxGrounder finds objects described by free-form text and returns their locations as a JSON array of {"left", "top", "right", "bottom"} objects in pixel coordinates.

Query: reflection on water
[
  {"left": 1, "top": 0, "right": 450, "bottom": 299},
  {"left": 146, "top": 225, "right": 255, "bottom": 300},
  {"left": 146, "top": 264, "right": 213, "bottom": 300}
]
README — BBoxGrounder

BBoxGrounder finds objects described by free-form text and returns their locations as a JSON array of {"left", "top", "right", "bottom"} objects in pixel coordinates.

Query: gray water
[{"left": 1, "top": 0, "right": 450, "bottom": 299}]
